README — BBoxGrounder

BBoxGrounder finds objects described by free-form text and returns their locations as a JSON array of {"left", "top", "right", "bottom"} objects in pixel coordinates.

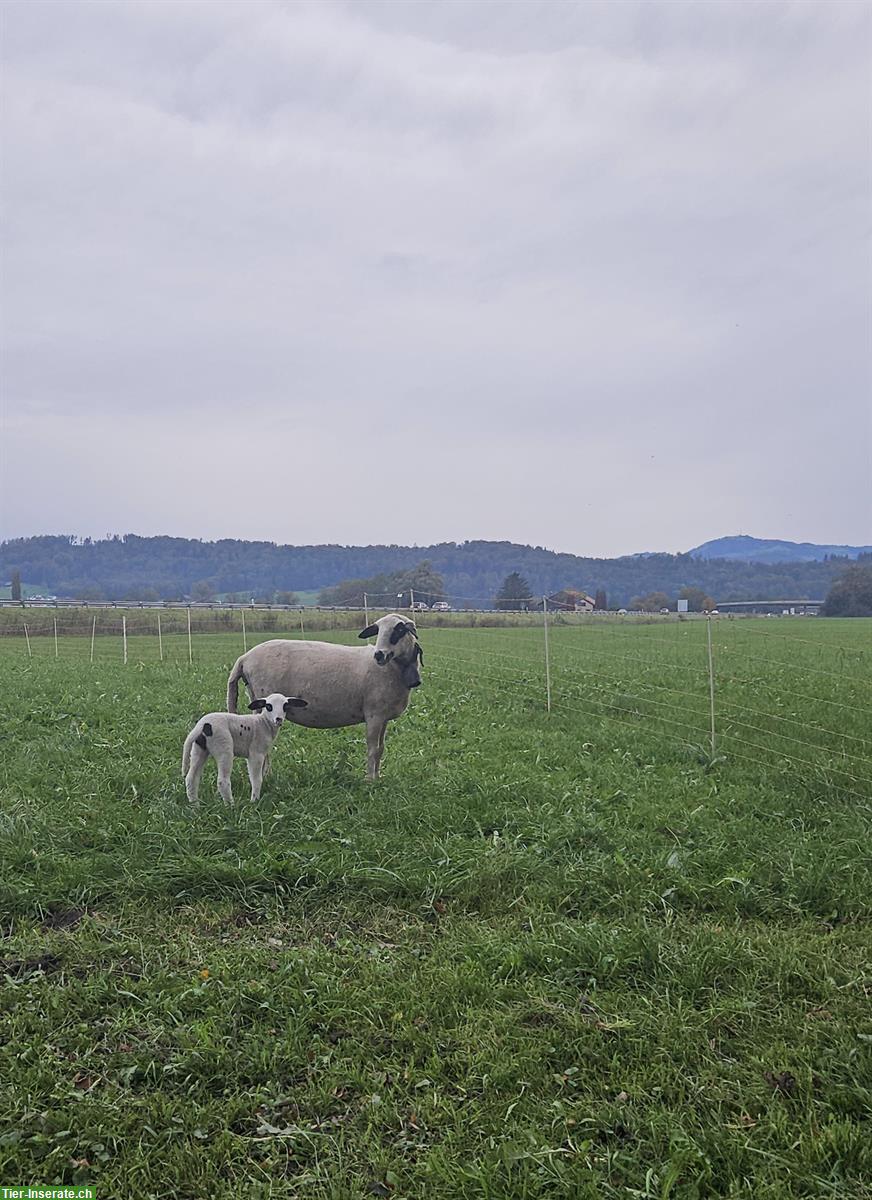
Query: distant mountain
[{"left": 689, "top": 535, "right": 872, "bottom": 565}]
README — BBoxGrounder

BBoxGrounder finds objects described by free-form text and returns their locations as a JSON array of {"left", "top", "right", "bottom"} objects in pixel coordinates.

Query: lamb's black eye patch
[{"left": 266, "top": 703, "right": 273, "bottom": 712}]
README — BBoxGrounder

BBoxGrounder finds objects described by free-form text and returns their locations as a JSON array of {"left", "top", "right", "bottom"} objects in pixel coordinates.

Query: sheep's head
[
  {"left": 359, "top": 614, "right": 420, "bottom": 671},
  {"left": 249, "top": 692, "right": 308, "bottom": 727}
]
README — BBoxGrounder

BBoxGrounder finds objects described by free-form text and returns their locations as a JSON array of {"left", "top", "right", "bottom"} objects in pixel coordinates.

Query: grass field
[{"left": 1, "top": 620, "right": 870, "bottom": 1198}]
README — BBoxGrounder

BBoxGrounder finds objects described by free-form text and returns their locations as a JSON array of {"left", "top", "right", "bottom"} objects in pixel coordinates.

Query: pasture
[{"left": 1, "top": 618, "right": 870, "bottom": 1198}]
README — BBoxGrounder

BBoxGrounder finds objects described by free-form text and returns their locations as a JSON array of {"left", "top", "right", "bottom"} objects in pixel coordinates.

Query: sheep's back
[{"left": 241, "top": 639, "right": 381, "bottom": 729}]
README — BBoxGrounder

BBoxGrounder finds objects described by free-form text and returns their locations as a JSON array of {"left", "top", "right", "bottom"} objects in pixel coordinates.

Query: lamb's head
[
  {"left": 359, "top": 614, "right": 421, "bottom": 681},
  {"left": 249, "top": 693, "right": 308, "bottom": 728}
]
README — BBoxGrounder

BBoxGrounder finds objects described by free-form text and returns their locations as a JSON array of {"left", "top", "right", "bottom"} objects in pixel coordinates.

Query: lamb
[
  {"left": 226, "top": 613, "right": 423, "bottom": 780},
  {"left": 181, "top": 692, "right": 308, "bottom": 804}
]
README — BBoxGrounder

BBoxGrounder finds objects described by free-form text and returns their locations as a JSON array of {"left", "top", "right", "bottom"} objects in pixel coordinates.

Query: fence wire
[{"left": 3, "top": 604, "right": 870, "bottom": 800}]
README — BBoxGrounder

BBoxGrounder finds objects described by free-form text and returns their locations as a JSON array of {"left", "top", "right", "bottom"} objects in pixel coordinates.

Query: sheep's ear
[
  {"left": 248, "top": 699, "right": 266, "bottom": 711},
  {"left": 284, "top": 697, "right": 308, "bottom": 710},
  {"left": 359, "top": 624, "right": 379, "bottom": 639}
]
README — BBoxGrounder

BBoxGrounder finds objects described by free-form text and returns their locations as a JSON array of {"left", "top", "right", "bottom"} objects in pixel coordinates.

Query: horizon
[{"left": 2, "top": 528, "right": 870, "bottom": 562}]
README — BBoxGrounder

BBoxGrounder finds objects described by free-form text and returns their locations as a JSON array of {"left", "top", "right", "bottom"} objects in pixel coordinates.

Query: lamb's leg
[
  {"left": 365, "top": 716, "right": 387, "bottom": 781},
  {"left": 247, "top": 753, "right": 265, "bottom": 803},
  {"left": 185, "top": 744, "right": 208, "bottom": 804},
  {"left": 215, "top": 750, "right": 234, "bottom": 805}
]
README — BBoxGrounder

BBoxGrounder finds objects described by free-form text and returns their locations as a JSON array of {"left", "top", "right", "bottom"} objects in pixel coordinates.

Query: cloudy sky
[{"left": 1, "top": 0, "right": 870, "bottom": 557}]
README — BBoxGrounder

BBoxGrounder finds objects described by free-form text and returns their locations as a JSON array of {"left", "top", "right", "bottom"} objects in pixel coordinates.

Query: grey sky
[{"left": 1, "top": 0, "right": 870, "bottom": 556}]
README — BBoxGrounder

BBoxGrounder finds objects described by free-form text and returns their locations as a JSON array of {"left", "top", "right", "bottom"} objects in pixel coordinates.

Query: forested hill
[
  {"left": 0, "top": 534, "right": 858, "bottom": 606},
  {"left": 689, "top": 535, "right": 872, "bottom": 563}
]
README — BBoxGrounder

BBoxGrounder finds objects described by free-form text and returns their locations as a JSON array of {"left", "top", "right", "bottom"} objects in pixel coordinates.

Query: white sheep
[
  {"left": 226, "top": 614, "right": 423, "bottom": 780},
  {"left": 181, "top": 692, "right": 308, "bottom": 804}
]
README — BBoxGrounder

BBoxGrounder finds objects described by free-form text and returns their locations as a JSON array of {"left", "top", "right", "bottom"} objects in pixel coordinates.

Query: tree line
[{"left": 2, "top": 534, "right": 867, "bottom": 608}]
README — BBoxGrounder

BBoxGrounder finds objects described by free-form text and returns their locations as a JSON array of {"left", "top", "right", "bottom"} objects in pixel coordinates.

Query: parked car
[
  {"left": 431, "top": 601, "right": 451, "bottom": 612},
  {"left": 659, "top": 607, "right": 670, "bottom": 615},
  {"left": 410, "top": 601, "right": 429, "bottom": 611}
]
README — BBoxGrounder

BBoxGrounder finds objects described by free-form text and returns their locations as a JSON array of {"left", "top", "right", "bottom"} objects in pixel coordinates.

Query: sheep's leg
[
  {"left": 185, "top": 744, "right": 208, "bottom": 804},
  {"left": 247, "top": 753, "right": 265, "bottom": 803},
  {"left": 365, "top": 716, "right": 387, "bottom": 781},
  {"left": 215, "top": 751, "right": 234, "bottom": 805}
]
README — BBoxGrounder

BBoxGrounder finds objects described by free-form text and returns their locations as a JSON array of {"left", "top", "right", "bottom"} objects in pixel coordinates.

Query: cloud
[{"left": 1, "top": 0, "right": 869, "bottom": 554}]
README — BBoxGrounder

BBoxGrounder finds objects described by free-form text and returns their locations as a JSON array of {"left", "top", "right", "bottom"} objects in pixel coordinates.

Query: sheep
[
  {"left": 226, "top": 613, "right": 423, "bottom": 781},
  {"left": 181, "top": 692, "right": 308, "bottom": 804}
]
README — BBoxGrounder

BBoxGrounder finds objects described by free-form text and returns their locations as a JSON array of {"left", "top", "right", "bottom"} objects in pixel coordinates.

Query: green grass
[{"left": 1, "top": 621, "right": 870, "bottom": 1198}]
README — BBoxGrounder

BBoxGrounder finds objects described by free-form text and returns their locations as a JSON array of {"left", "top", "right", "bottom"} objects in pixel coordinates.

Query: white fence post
[
  {"left": 364, "top": 592, "right": 369, "bottom": 626},
  {"left": 122, "top": 615, "right": 128, "bottom": 665},
  {"left": 299, "top": 608, "right": 305, "bottom": 636},
  {"left": 54, "top": 617, "right": 59, "bottom": 659},
  {"left": 241, "top": 608, "right": 247, "bottom": 652},
  {"left": 542, "top": 596, "right": 552, "bottom": 713},
  {"left": 23, "top": 622, "right": 32, "bottom": 659},
  {"left": 706, "top": 615, "right": 716, "bottom": 757},
  {"left": 157, "top": 611, "right": 163, "bottom": 662},
  {"left": 187, "top": 607, "right": 193, "bottom": 665},
  {"left": 90, "top": 614, "right": 97, "bottom": 664}
]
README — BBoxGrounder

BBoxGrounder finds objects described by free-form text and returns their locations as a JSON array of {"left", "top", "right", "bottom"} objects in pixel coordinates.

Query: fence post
[
  {"left": 706, "top": 615, "right": 716, "bottom": 757},
  {"left": 542, "top": 596, "right": 552, "bottom": 713},
  {"left": 54, "top": 617, "right": 59, "bottom": 660},
  {"left": 157, "top": 611, "right": 163, "bottom": 662},
  {"left": 23, "top": 622, "right": 32, "bottom": 659},
  {"left": 90, "top": 614, "right": 97, "bottom": 664},
  {"left": 187, "top": 607, "right": 193, "bottom": 665},
  {"left": 122, "top": 615, "right": 128, "bottom": 665},
  {"left": 410, "top": 588, "right": 415, "bottom": 614},
  {"left": 364, "top": 592, "right": 369, "bottom": 627},
  {"left": 241, "top": 607, "right": 247, "bottom": 652}
]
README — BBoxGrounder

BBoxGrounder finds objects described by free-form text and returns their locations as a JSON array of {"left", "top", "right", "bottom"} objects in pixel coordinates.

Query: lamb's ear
[
  {"left": 248, "top": 699, "right": 267, "bottom": 711},
  {"left": 284, "top": 697, "right": 308, "bottom": 710},
  {"left": 358, "top": 624, "right": 379, "bottom": 639}
]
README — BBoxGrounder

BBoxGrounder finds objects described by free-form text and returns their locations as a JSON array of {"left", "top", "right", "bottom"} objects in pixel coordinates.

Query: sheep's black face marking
[
  {"left": 266, "top": 702, "right": 273, "bottom": 712},
  {"left": 401, "top": 660, "right": 422, "bottom": 688},
  {"left": 389, "top": 622, "right": 410, "bottom": 646}
]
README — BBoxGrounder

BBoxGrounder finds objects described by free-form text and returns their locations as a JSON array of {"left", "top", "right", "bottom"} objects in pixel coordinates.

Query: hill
[
  {"left": 689, "top": 535, "right": 872, "bottom": 564},
  {"left": 0, "top": 534, "right": 855, "bottom": 607}
]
